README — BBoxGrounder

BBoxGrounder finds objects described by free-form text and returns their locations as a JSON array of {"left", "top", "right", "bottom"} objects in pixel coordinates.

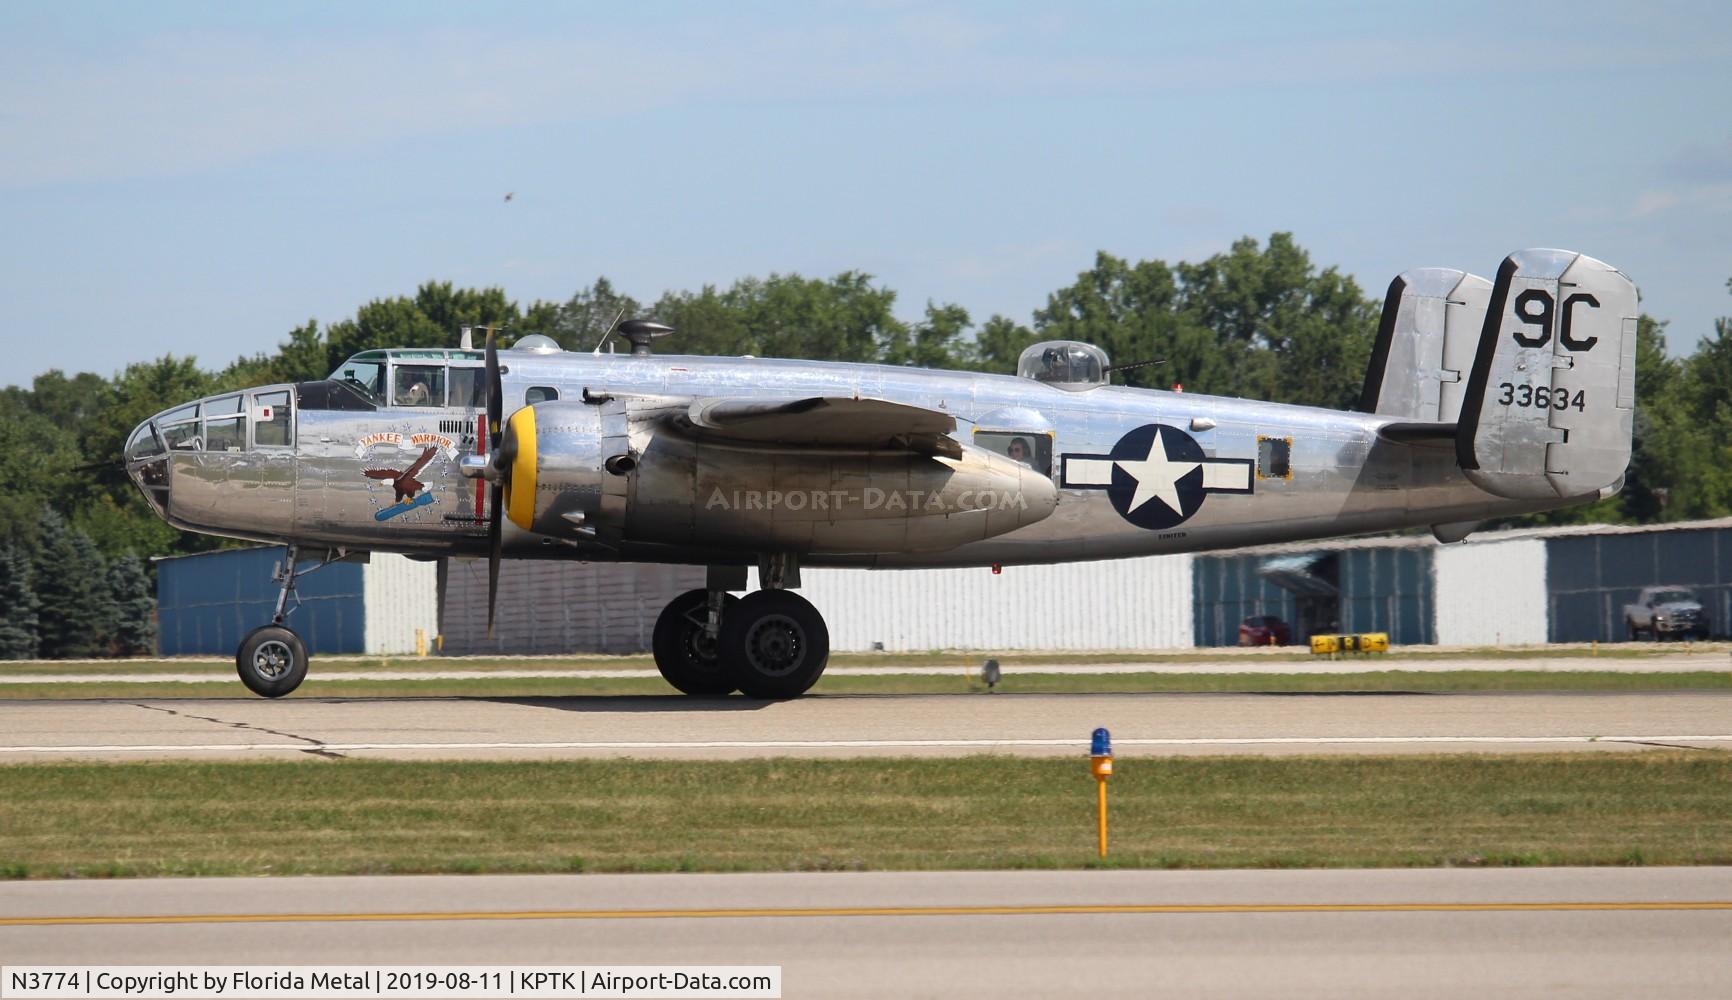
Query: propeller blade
[
  {"left": 487, "top": 482, "right": 503, "bottom": 638},
  {"left": 485, "top": 325, "right": 503, "bottom": 455}
]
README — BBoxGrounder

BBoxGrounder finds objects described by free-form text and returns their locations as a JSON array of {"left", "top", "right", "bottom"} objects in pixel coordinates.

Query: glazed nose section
[{"left": 124, "top": 417, "right": 171, "bottom": 519}]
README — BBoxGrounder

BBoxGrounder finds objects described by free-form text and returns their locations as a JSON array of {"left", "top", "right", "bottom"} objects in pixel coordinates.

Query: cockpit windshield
[{"left": 330, "top": 353, "right": 386, "bottom": 405}]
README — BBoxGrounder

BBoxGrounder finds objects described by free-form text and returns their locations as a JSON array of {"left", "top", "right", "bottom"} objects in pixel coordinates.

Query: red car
[{"left": 1237, "top": 615, "right": 1292, "bottom": 647}]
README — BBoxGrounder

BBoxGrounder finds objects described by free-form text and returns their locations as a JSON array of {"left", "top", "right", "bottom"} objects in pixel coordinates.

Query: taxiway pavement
[
  {"left": 2, "top": 868, "right": 1728, "bottom": 998},
  {"left": 0, "top": 690, "right": 1727, "bottom": 760}
]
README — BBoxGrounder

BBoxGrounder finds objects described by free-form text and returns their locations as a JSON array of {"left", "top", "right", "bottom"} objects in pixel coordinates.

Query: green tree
[
  {"left": 550, "top": 277, "right": 641, "bottom": 352},
  {"left": 963, "top": 314, "right": 1039, "bottom": 372},
  {"left": 1020, "top": 235, "right": 1376, "bottom": 406},
  {"left": 883, "top": 302, "right": 972, "bottom": 369},
  {"left": 31, "top": 508, "right": 110, "bottom": 658},
  {"left": 0, "top": 545, "right": 40, "bottom": 659},
  {"left": 104, "top": 551, "right": 155, "bottom": 656}
]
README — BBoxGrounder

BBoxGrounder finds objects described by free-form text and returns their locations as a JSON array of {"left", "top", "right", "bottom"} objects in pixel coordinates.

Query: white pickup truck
[{"left": 1624, "top": 586, "right": 1709, "bottom": 641}]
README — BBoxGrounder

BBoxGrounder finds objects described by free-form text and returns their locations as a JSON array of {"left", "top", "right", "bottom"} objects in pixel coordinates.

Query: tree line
[{"left": 1, "top": 233, "right": 1728, "bottom": 655}]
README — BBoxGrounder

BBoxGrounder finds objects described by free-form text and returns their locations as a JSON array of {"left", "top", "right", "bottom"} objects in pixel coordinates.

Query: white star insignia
[{"left": 1115, "top": 429, "right": 1199, "bottom": 515}]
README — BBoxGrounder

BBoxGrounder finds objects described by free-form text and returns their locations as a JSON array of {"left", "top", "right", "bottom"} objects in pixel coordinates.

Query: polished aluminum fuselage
[{"left": 144, "top": 350, "right": 1582, "bottom": 568}]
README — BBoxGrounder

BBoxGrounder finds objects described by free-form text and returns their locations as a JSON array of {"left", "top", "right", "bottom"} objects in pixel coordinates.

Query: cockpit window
[
  {"left": 333, "top": 359, "right": 385, "bottom": 404},
  {"left": 393, "top": 364, "right": 446, "bottom": 407},
  {"left": 449, "top": 368, "right": 485, "bottom": 409}
]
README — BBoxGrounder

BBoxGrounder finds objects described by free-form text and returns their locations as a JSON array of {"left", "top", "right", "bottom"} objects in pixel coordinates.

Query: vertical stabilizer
[
  {"left": 1360, "top": 268, "right": 1491, "bottom": 421},
  {"left": 1456, "top": 249, "right": 1637, "bottom": 500}
]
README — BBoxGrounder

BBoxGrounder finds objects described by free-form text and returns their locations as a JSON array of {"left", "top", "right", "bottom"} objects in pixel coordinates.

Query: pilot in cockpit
[{"left": 395, "top": 370, "right": 432, "bottom": 406}]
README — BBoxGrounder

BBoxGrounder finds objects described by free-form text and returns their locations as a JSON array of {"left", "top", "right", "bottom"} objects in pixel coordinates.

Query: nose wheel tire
[
  {"left": 653, "top": 590, "right": 741, "bottom": 696},
  {"left": 236, "top": 625, "right": 309, "bottom": 698},
  {"left": 721, "top": 589, "right": 830, "bottom": 700}
]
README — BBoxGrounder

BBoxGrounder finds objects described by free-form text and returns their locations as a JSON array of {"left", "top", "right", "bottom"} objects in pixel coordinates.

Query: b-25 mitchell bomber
[{"left": 124, "top": 249, "right": 1637, "bottom": 699}]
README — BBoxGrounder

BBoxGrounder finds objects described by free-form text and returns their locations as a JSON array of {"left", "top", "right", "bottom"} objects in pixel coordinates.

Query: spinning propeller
[
  {"left": 485, "top": 327, "right": 505, "bottom": 635},
  {"left": 458, "top": 326, "right": 519, "bottom": 637}
]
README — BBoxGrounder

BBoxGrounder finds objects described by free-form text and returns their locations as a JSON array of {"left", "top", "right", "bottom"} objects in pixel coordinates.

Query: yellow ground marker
[{"left": 3, "top": 901, "right": 1729, "bottom": 927}]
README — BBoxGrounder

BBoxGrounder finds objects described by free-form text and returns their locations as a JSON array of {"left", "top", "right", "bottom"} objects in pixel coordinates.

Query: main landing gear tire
[
  {"left": 721, "top": 589, "right": 830, "bottom": 700},
  {"left": 236, "top": 625, "right": 308, "bottom": 698},
  {"left": 653, "top": 589, "right": 741, "bottom": 696}
]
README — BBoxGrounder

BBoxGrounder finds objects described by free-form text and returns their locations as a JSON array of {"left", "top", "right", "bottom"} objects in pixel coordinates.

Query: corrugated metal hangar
[
  {"left": 154, "top": 518, "right": 1731, "bottom": 655},
  {"left": 154, "top": 547, "right": 439, "bottom": 656}
]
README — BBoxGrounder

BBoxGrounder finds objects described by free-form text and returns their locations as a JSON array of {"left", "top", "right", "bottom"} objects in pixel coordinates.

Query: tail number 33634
[{"left": 1497, "top": 382, "right": 1585, "bottom": 411}]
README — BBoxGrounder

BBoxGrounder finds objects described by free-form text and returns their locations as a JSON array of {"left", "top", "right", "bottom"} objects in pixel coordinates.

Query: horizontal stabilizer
[
  {"left": 1376, "top": 421, "right": 1457, "bottom": 447},
  {"left": 1456, "top": 249, "right": 1637, "bottom": 500},
  {"left": 1360, "top": 268, "right": 1491, "bottom": 421}
]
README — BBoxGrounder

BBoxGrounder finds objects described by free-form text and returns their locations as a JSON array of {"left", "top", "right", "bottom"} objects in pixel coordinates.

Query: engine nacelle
[{"left": 501, "top": 399, "right": 1057, "bottom": 553}]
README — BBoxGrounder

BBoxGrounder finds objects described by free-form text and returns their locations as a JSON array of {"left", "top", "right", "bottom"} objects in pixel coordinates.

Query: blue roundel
[
  {"left": 1061, "top": 423, "right": 1255, "bottom": 531},
  {"left": 1106, "top": 424, "right": 1209, "bottom": 530}
]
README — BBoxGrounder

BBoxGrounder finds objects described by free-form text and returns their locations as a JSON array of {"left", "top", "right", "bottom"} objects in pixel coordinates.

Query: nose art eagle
[{"left": 362, "top": 446, "right": 439, "bottom": 503}]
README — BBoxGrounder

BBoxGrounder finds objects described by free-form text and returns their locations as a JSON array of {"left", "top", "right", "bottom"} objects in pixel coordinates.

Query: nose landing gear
[{"left": 234, "top": 546, "right": 351, "bottom": 698}]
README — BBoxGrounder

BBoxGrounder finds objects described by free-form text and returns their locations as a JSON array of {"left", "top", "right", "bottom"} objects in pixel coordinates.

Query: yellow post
[
  {"left": 1096, "top": 777, "right": 1108, "bottom": 857},
  {"left": 415, "top": 628, "right": 427, "bottom": 658},
  {"left": 1089, "top": 727, "right": 1113, "bottom": 859}
]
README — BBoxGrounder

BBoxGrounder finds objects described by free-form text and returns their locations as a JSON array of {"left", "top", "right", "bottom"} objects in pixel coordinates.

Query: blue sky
[{"left": 4, "top": 1, "right": 1729, "bottom": 386}]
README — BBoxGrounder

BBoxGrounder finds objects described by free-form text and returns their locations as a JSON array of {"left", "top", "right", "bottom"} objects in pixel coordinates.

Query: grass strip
[
  {"left": 0, "top": 670, "right": 1728, "bottom": 701},
  {"left": 0, "top": 753, "right": 1727, "bottom": 879}
]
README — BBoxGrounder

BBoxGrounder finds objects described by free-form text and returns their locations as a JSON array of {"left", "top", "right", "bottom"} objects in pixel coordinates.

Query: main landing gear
[
  {"left": 652, "top": 557, "right": 831, "bottom": 700},
  {"left": 235, "top": 546, "right": 346, "bottom": 698}
]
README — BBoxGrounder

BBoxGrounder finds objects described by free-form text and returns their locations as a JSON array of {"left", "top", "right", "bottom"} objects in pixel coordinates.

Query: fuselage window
[
  {"left": 253, "top": 390, "right": 293, "bottom": 448},
  {"left": 393, "top": 364, "right": 447, "bottom": 407},
  {"left": 526, "top": 386, "right": 560, "bottom": 405},
  {"left": 449, "top": 368, "right": 485, "bottom": 409},
  {"left": 1258, "top": 435, "right": 1292, "bottom": 480},
  {"left": 975, "top": 430, "right": 1052, "bottom": 477}
]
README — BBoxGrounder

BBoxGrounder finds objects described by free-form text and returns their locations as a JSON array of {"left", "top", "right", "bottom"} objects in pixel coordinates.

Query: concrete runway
[
  {"left": 0, "top": 690, "right": 1728, "bottom": 760},
  {"left": 3, "top": 868, "right": 1728, "bottom": 998}
]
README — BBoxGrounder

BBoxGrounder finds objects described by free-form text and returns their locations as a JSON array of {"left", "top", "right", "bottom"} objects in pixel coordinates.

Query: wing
[
  {"left": 681, "top": 396, "right": 959, "bottom": 457},
  {"left": 401, "top": 447, "right": 438, "bottom": 479},
  {"left": 362, "top": 468, "right": 402, "bottom": 480}
]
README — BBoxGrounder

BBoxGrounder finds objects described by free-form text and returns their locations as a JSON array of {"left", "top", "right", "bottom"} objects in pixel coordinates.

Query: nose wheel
[
  {"left": 236, "top": 625, "right": 308, "bottom": 698},
  {"left": 230, "top": 545, "right": 349, "bottom": 698}
]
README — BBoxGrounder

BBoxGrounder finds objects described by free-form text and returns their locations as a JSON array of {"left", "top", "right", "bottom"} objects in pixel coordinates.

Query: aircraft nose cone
[{"left": 124, "top": 417, "right": 171, "bottom": 519}]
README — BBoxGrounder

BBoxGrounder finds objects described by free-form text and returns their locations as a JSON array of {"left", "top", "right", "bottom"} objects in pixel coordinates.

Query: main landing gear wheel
[
  {"left": 236, "top": 625, "right": 308, "bottom": 698},
  {"left": 721, "top": 589, "right": 830, "bottom": 700},
  {"left": 653, "top": 590, "right": 741, "bottom": 696}
]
